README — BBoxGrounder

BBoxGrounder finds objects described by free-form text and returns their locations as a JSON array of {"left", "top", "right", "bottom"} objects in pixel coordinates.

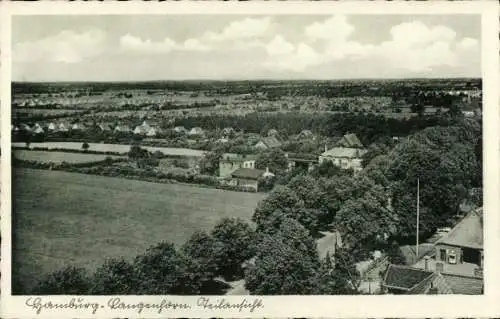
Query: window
[
  {"left": 440, "top": 249, "right": 446, "bottom": 261},
  {"left": 447, "top": 250, "right": 457, "bottom": 264}
]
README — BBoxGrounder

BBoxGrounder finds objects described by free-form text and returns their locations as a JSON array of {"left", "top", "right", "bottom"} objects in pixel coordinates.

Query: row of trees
[
  {"left": 19, "top": 218, "right": 255, "bottom": 295},
  {"left": 174, "top": 112, "right": 456, "bottom": 146}
]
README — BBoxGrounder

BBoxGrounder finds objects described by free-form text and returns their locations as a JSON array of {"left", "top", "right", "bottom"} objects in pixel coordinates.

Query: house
[
  {"left": 98, "top": 123, "right": 113, "bottom": 132},
  {"left": 336, "top": 133, "right": 364, "bottom": 148},
  {"left": 297, "top": 129, "right": 313, "bottom": 139},
  {"left": 221, "top": 127, "right": 236, "bottom": 137},
  {"left": 188, "top": 127, "right": 205, "bottom": 137},
  {"left": 47, "top": 122, "right": 57, "bottom": 132},
  {"left": 57, "top": 122, "right": 70, "bottom": 132},
  {"left": 32, "top": 123, "right": 45, "bottom": 134},
  {"left": 382, "top": 207, "right": 484, "bottom": 295},
  {"left": 267, "top": 128, "right": 279, "bottom": 137},
  {"left": 319, "top": 147, "right": 367, "bottom": 172},
  {"left": 20, "top": 123, "right": 31, "bottom": 132},
  {"left": 134, "top": 121, "right": 151, "bottom": 135},
  {"left": 254, "top": 136, "right": 282, "bottom": 150},
  {"left": 71, "top": 123, "right": 86, "bottom": 131},
  {"left": 219, "top": 154, "right": 257, "bottom": 178},
  {"left": 146, "top": 126, "right": 161, "bottom": 137},
  {"left": 382, "top": 264, "right": 483, "bottom": 295},
  {"left": 114, "top": 125, "right": 132, "bottom": 133},
  {"left": 173, "top": 126, "right": 187, "bottom": 134},
  {"left": 413, "top": 207, "right": 483, "bottom": 276},
  {"left": 229, "top": 167, "right": 271, "bottom": 191}
]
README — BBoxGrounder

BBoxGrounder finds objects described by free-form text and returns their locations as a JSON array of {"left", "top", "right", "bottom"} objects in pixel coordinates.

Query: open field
[
  {"left": 12, "top": 142, "right": 206, "bottom": 157},
  {"left": 13, "top": 150, "right": 123, "bottom": 164},
  {"left": 12, "top": 168, "right": 266, "bottom": 292}
]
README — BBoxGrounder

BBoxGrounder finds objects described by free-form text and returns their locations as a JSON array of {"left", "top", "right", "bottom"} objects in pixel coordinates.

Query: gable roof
[
  {"left": 399, "top": 243, "right": 435, "bottom": 265},
  {"left": 438, "top": 273, "right": 483, "bottom": 295},
  {"left": 337, "top": 133, "right": 364, "bottom": 148},
  {"left": 257, "top": 136, "right": 282, "bottom": 148},
  {"left": 321, "top": 147, "right": 367, "bottom": 158},
  {"left": 437, "top": 207, "right": 483, "bottom": 249},
  {"left": 382, "top": 264, "right": 434, "bottom": 291},
  {"left": 231, "top": 168, "right": 265, "bottom": 180}
]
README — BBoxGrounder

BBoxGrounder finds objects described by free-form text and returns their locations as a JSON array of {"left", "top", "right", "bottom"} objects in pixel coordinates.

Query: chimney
[
  {"left": 424, "top": 256, "right": 430, "bottom": 271},
  {"left": 266, "top": 167, "right": 269, "bottom": 173}
]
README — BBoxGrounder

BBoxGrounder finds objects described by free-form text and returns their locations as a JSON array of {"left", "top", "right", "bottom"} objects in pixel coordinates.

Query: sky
[{"left": 12, "top": 14, "right": 481, "bottom": 81}]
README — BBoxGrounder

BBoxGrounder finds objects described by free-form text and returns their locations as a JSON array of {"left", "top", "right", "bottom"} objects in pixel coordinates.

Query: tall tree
[
  {"left": 210, "top": 218, "right": 256, "bottom": 280},
  {"left": 90, "top": 258, "right": 138, "bottom": 295},
  {"left": 245, "top": 219, "right": 320, "bottom": 295}
]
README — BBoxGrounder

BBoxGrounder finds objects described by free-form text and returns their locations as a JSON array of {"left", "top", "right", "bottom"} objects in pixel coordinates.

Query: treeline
[{"left": 173, "top": 112, "right": 457, "bottom": 146}]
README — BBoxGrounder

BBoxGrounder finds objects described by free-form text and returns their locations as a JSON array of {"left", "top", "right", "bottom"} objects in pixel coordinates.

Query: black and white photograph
[{"left": 1, "top": 1, "right": 499, "bottom": 318}]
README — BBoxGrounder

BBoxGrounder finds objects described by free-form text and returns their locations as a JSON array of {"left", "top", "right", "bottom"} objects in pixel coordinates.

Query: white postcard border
[{"left": 1, "top": 1, "right": 499, "bottom": 318}]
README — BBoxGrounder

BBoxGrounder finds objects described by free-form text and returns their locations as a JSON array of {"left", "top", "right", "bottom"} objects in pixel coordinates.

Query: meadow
[
  {"left": 13, "top": 150, "right": 122, "bottom": 164},
  {"left": 12, "top": 168, "right": 266, "bottom": 292},
  {"left": 12, "top": 142, "right": 206, "bottom": 157}
]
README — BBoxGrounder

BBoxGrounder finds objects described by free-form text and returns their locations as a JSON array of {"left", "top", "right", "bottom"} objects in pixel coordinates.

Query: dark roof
[
  {"left": 337, "top": 133, "right": 364, "bottom": 148},
  {"left": 437, "top": 207, "right": 483, "bottom": 249},
  {"left": 440, "top": 273, "right": 483, "bottom": 294},
  {"left": 231, "top": 168, "right": 265, "bottom": 180},
  {"left": 383, "top": 264, "right": 434, "bottom": 291}
]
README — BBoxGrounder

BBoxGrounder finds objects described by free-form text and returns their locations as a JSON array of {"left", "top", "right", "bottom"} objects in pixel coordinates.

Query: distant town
[{"left": 12, "top": 78, "right": 483, "bottom": 295}]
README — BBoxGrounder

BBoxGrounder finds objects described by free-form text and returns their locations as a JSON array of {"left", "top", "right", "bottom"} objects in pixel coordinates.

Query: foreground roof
[
  {"left": 437, "top": 207, "right": 483, "bottom": 249},
  {"left": 382, "top": 264, "right": 434, "bottom": 291}
]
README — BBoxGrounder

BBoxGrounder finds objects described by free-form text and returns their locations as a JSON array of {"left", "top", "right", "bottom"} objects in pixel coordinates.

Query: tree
[
  {"left": 245, "top": 219, "right": 320, "bottom": 295},
  {"left": 210, "top": 218, "right": 256, "bottom": 280},
  {"left": 200, "top": 148, "right": 224, "bottom": 175},
  {"left": 334, "top": 186, "right": 398, "bottom": 254},
  {"left": 386, "top": 241, "right": 406, "bottom": 265},
  {"left": 31, "top": 266, "right": 91, "bottom": 295},
  {"left": 314, "top": 250, "right": 360, "bottom": 294},
  {"left": 255, "top": 149, "right": 288, "bottom": 176},
  {"left": 253, "top": 186, "right": 318, "bottom": 234},
  {"left": 90, "top": 258, "right": 138, "bottom": 294},
  {"left": 133, "top": 241, "right": 202, "bottom": 294},
  {"left": 310, "top": 160, "right": 346, "bottom": 178},
  {"left": 181, "top": 231, "right": 220, "bottom": 284},
  {"left": 82, "top": 142, "right": 90, "bottom": 152}
]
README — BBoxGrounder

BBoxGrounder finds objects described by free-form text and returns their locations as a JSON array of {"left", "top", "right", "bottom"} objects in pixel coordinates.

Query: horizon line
[{"left": 12, "top": 76, "right": 482, "bottom": 84}]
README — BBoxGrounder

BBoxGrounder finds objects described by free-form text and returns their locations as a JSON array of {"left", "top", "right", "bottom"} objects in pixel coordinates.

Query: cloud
[
  {"left": 119, "top": 34, "right": 177, "bottom": 53},
  {"left": 14, "top": 29, "right": 106, "bottom": 63},
  {"left": 457, "top": 37, "right": 479, "bottom": 51},
  {"left": 203, "top": 17, "right": 273, "bottom": 42},
  {"left": 265, "top": 35, "right": 295, "bottom": 56},
  {"left": 304, "top": 15, "right": 354, "bottom": 43}
]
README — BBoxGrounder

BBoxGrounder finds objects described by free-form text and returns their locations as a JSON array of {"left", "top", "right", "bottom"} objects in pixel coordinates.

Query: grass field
[
  {"left": 12, "top": 168, "right": 265, "bottom": 292},
  {"left": 13, "top": 150, "right": 122, "bottom": 164},
  {"left": 12, "top": 142, "right": 206, "bottom": 157}
]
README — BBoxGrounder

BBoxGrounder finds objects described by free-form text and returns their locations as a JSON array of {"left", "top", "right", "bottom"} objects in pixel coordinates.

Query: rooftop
[
  {"left": 321, "top": 147, "right": 367, "bottom": 158},
  {"left": 258, "top": 136, "right": 282, "bottom": 148},
  {"left": 383, "top": 264, "right": 434, "bottom": 291},
  {"left": 436, "top": 207, "right": 483, "bottom": 250},
  {"left": 231, "top": 168, "right": 265, "bottom": 180},
  {"left": 337, "top": 133, "right": 364, "bottom": 148}
]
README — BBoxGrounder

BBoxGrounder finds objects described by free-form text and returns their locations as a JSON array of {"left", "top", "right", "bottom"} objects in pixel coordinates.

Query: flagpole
[{"left": 416, "top": 178, "right": 420, "bottom": 258}]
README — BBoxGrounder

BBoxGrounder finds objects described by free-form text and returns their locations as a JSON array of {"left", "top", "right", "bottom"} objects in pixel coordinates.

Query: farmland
[
  {"left": 12, "top": 168, "right": 266, "bottom": 292},
  {"left": 13, "top": 150, "right": 122, "bottom": 164},
  {"left": 12, "top": 142, "right": 206, "bottom": 157}
]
